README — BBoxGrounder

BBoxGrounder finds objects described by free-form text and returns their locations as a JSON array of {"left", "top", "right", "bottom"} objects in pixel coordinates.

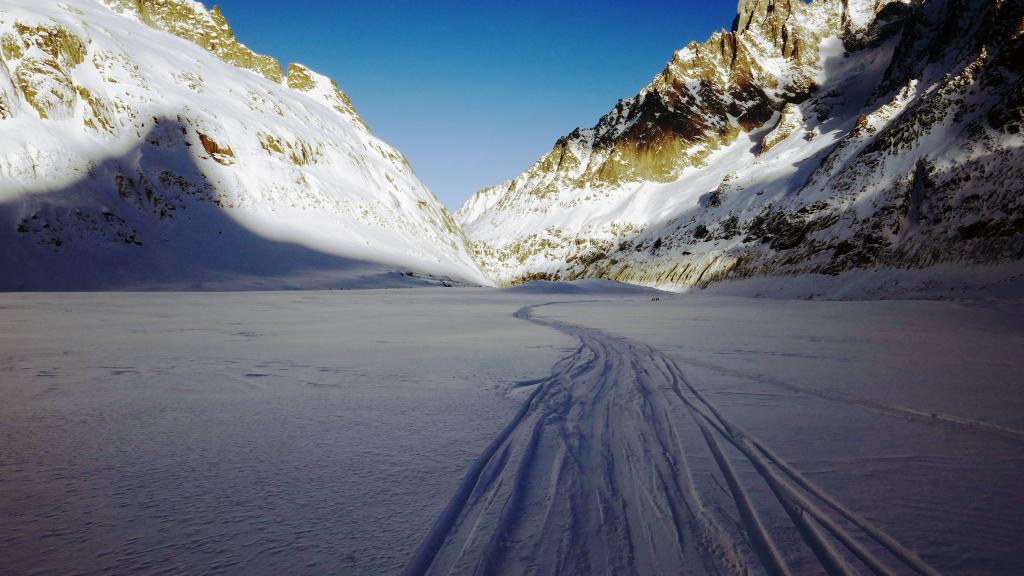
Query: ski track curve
[{"left": 403, "top": 302, "right": 942, "bottom": 576}]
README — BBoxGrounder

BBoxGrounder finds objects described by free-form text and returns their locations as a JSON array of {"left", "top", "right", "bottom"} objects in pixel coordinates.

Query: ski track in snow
[
  {"left": 670, "top": 355, "right": 1024, "bottom": 445},
  {"left": 405, "top": 302, "right": 943, "bottom": 576}
]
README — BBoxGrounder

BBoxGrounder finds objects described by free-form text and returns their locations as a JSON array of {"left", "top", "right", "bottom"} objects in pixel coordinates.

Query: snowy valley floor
[{"left": 1, "top": 287, "right": 1022, "bottom": 575}]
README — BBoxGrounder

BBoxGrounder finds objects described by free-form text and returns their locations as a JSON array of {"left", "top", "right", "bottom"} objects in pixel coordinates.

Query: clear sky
[{"left": 200, "top": 1, "right": 739, "bottom": 208}]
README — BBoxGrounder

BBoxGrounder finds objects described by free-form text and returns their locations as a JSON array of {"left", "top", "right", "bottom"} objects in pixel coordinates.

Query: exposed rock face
[
  {"left": 1, "top": 23, "right": 86, "bottom": 119},
  {"left": 100, "top": 0, "right": 283, "bottom": 82},
  {"left": 0, "top": 0, "right": 486, "bottom": 289},
  {"left": 484, "top": 0, "right": 841, "bottom": 204},
  {"left": 0, "top": 58, "right": 15, "bottom": 119},
  {"left": 286, "top": 63, "right": 368, "bottom": 131},
  {"left": 459, "top": 0, "right": 1024, "bottom": 289},
  {"left": 760, "top": 102, "right": 804, "bottom": 153}
]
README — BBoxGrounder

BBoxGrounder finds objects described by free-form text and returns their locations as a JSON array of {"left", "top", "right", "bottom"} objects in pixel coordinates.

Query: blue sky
[{"left": 200, "top": 1, "right": 739, "bottom": 208}]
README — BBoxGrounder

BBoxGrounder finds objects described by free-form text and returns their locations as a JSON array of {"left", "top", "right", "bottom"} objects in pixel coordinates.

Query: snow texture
[
  {"left": 458, "top": 0, "right": 1024, "bottom": 291},
  {"left": 0, "top": 0, "right": 487, "bottom": 290},
  {"left": 2, "top": 287, "right": 1023, "bottom": 575}
]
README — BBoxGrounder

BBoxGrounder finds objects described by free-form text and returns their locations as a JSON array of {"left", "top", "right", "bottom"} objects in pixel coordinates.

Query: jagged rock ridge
[{"left": 458, "top": 0, "right": 1024, "bottom": 289}]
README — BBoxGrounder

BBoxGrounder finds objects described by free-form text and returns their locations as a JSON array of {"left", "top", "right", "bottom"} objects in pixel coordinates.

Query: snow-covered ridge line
[
  {"left": 97, "top": 0, "right": 367, "bottom": 128},
  {"left": 458, "top": 0, "right": 1024, "bottom": 291},
  {"left": 457, "top": 0, "right": 855, "bottom": 228},
  {"left": 0, "top": 0, "right": 488, "bottom": 289}
]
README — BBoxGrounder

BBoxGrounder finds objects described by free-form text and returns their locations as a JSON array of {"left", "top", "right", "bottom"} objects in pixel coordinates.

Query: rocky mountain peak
[
  {"left": 101, "top": 0, "right": 283, "bottom": 82},
  {"left": 733, "top": 0, "right": 803, "bottom": 34},
  {"left": 460, "top": 0, "right": 849, "bottom": 214},
  {"left": 458, "top": 0, "right": 1023, "bottom": 290}
]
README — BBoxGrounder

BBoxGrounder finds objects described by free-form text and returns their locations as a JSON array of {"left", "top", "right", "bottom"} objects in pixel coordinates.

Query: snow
[
  {"left": 845, "top": 0, "right": 880, "bottom": 30},
  {"left": 2, "top": 287, "right": 1023, "bottom": 574},
  {"left": 528, "top": 292, "right": 1024, "bottom": 574},
  {"left": 454, "top": 0, "right": 865, "bottom": 284},
  {"left": 698, "top": 261, "right": 1024, "bottom": 301},
  {"left": 502, "top": 278, "right": 666, "bottom": 295},
  {"left": 457, "top": 0, "right": 1022, "bottom": 293},
  {"left": 0, "top": 290, "right": 571, "bottom": 575},
  {"left": 0, "top": 0, "right": 488, "bottom": 289},
  {"left": 1, "top": 2, "right": 1022, "bottom": 571}
]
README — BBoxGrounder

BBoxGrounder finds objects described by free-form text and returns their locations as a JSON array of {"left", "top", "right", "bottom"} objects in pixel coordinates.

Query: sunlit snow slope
[
  {"left": 0, "top": 0, "right": 487, "bottom": 290},
  {"left": 459, "top": 0, "right": 1024, "bottom": 290}
]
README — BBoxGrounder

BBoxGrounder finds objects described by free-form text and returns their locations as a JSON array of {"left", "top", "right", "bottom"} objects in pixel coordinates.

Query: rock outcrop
[
  {"left": 459, "top": 0, "right": 1024, "bottom": 289},
  {"left": 0, "top": 0, "right": 486, "bottom": 289}
]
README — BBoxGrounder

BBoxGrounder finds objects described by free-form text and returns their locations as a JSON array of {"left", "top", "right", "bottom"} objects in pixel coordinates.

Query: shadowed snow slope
[{"left": 0, "top": 0, "right": 487, "bottom": 290}]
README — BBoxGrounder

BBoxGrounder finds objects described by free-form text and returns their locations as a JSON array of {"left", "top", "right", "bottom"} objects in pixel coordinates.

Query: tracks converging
[{"left": 404, "top": 302, "right": 941, "bottom": 576}]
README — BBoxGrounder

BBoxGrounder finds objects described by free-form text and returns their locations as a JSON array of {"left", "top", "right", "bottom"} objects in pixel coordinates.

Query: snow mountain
[
  {"left": 0, "top": 0, "right": 487, "bottom": 290},
  {"left": 3, "top": 0, "right": 1021, "bottom": 293},
  {"left": 458, "top": 0, "right": 1024, "bottom": 290}
]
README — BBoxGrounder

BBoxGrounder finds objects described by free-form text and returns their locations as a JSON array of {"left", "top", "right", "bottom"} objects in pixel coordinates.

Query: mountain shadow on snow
[{"left": 0, "top": 119, "right": 466, "bottom": 291}]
